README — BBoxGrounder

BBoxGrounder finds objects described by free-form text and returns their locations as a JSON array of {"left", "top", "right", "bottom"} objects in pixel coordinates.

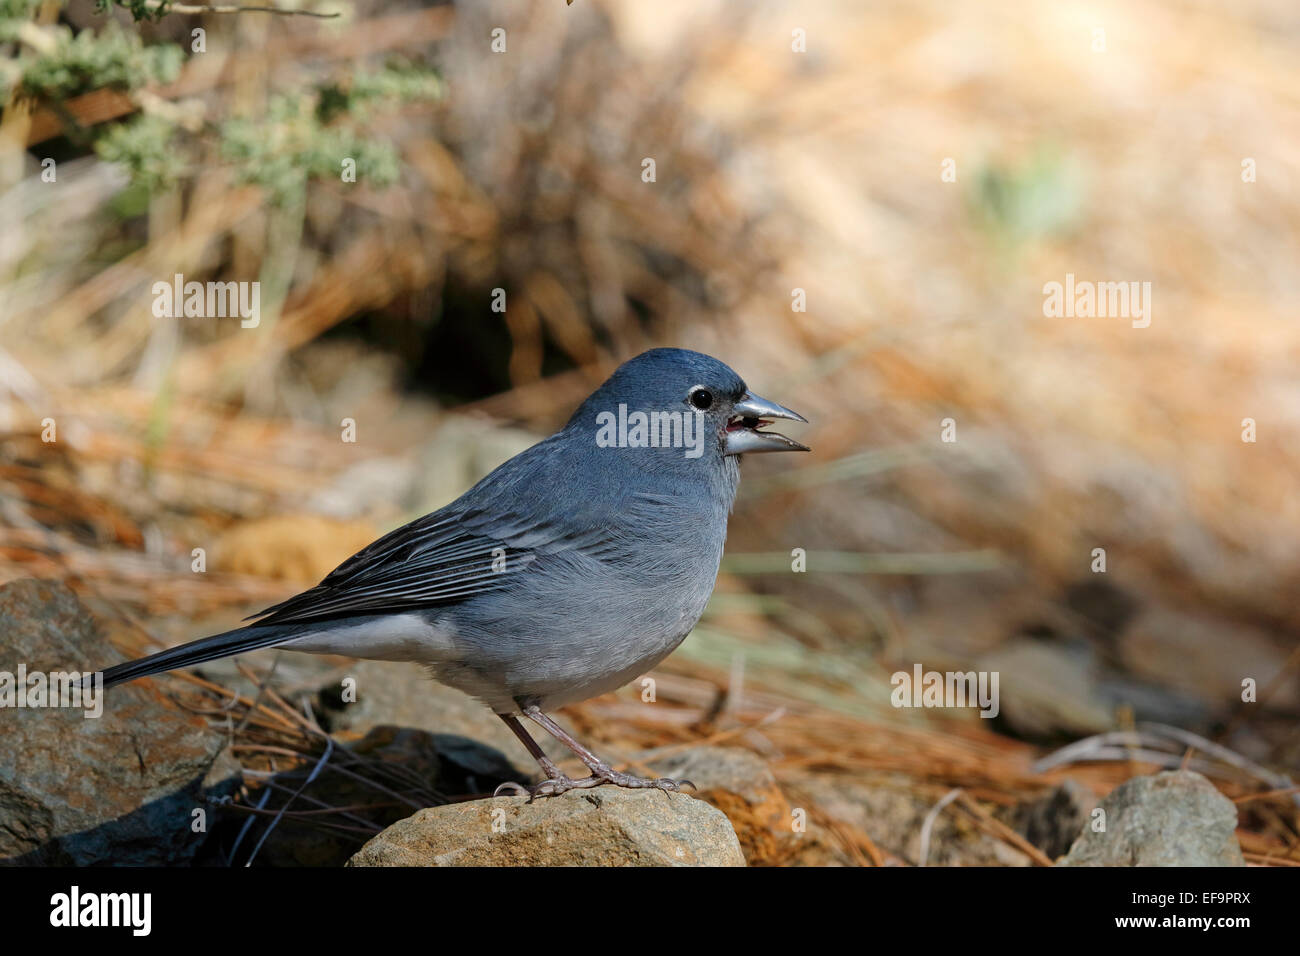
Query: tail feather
[{"left": 100, "top": 624, "right": 298, "bottom": 688}]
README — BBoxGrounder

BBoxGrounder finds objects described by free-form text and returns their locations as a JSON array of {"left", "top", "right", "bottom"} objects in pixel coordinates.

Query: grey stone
[
  {"left": 347, "top": 788, "right": 745, "bottom": 867},
  {"left": 650, "top": 746, "right": 795, "bottom": 863},
  {"left": 0, "top": 579, "right": 239, "bottom": 865},
  {"left": 975, "top": 637, "right": 1114, "bottom": 738},
  {"left": 1058, "top": 770, "right": 1245, "bottom": 866},
  {"left": 649, "top": 745, "right": 778, "bottom": 804}
]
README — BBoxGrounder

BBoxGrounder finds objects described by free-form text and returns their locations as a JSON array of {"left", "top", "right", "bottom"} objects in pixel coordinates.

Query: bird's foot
[
  {"left": 589, "top": 765, "right": 696, "bottom": 794},
  {"left": 494, "top": 773, "right": 604, "bottom": 801},
  {"left": 493, "top": 768, "right": 695, "bottom": 800}
]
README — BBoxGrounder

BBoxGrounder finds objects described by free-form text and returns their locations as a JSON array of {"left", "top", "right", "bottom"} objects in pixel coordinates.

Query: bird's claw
[
  {"left": 495, "top": 773, "right": 596, "bottom": 801},
  {"left": 592, "top": 767, "right": 695, "bottom": 794},
  {"left": 495, "top": 770, "right": 696, "bottom": 800}
]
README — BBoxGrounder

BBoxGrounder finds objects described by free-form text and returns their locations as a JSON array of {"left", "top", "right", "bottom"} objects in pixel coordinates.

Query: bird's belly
[
  {"left": 525, "top": 624, "right": 691, "bottom": 711},
  {"left": 431, "top": 613, "right": 698, "bottom": 713},
  {"left": 432, "top": 558, "right": 717, "bottom": 712}
]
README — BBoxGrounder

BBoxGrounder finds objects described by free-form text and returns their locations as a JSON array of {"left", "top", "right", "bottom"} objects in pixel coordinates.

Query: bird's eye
[{"left": 688, "top": 387, "right": 714, "bottom": 410}]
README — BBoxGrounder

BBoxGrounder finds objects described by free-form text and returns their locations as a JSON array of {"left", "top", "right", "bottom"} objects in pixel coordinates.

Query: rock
[
  {"left": 347, "top": 789, "right": 745, "bottom": 867},
  {"left": 315, "top": 659, "right": 557, "bottom": 783},
  {"left": 1006, "top": 779, "right": 1094, "bottom": 860},
  {"left": 975, "top": 637, "right": 1114, "bottom": 739},
  {"left": 649, "top": 746, "right": 795, "bottom": 864},
  {"left": 0, "top": 579, "right": 239, "bottom": 865},
  {"left": 240, "top": 659, "right": 558, "bottom": 864},
  {"left": 1058, "top": 770, "right": 1244, "bottom": 866},
  {"left": 1120, "top": 607, "right": 1299, "bottom": 711},
  {"left": 650, "top": 746, "right": 778, "bottom": 807}
]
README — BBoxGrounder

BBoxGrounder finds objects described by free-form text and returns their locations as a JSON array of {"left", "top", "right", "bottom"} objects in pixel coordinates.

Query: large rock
[
  {"left": 1058, "top": 770, "right": 1244, "bottom": 866},
  {"left": 315, "top": 659, "right": 558, "bottom": 782},
  {"left": 0, "top": 579, "right": 239, "bottom": 865},
  {"left": 649, "top": 746, "right": 794, "bottom": 864},
  {"left": 347, "top": 789, "right": 745, "bottom": 866},
  {"left": 975, "top": 637, "right": 1114, "bottom": 739}
]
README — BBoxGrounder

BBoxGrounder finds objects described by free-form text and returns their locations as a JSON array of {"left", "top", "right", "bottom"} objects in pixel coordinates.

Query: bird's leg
[
  {"left": 521, "top": 705, "right": 693, "bottom": 795},
  {"left": 497, "top": 713, "right": 565, "bottom": 779},
  {"left": 493, "top": 713, "right": 604, "bottom": 799}
]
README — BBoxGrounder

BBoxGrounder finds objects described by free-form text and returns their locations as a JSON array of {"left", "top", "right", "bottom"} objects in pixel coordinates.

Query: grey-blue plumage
[{"left": 100, "top": 348, "right": 808, "bottom": 794}]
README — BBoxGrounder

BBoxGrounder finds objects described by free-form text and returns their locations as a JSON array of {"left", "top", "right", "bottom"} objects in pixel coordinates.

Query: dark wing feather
[{"left": 245, "top": 438, "right": 622, "bottom": 627}]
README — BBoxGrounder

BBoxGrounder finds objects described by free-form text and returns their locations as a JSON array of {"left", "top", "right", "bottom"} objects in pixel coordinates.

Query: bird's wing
[{"left": 245, "top": 439, "right": 623, "bottom": 627}]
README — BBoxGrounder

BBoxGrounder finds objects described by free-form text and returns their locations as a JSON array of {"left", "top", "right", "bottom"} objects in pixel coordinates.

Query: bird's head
[{"left": 568, "top": 348, "right": 809, "bottom": 462}]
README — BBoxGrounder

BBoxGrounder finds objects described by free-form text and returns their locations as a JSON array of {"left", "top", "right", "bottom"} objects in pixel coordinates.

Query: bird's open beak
[{"left": 724, "top": 391, "right": 810, "bottom": 455}]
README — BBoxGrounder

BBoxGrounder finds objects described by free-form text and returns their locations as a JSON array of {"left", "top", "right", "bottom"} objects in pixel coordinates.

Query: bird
[{"left": 99, "top": 348, "right": 809, "bottom": 797}]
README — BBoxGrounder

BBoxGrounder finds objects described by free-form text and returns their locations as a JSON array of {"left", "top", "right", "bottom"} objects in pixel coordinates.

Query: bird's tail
[{"left": 99, "top": 624, "right": 300, "bottom": 688}]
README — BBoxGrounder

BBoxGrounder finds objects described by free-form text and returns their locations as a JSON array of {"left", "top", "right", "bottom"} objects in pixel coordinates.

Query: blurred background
[{"left": 1, "top": 0, "right": 1298, "bottom": 865}]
